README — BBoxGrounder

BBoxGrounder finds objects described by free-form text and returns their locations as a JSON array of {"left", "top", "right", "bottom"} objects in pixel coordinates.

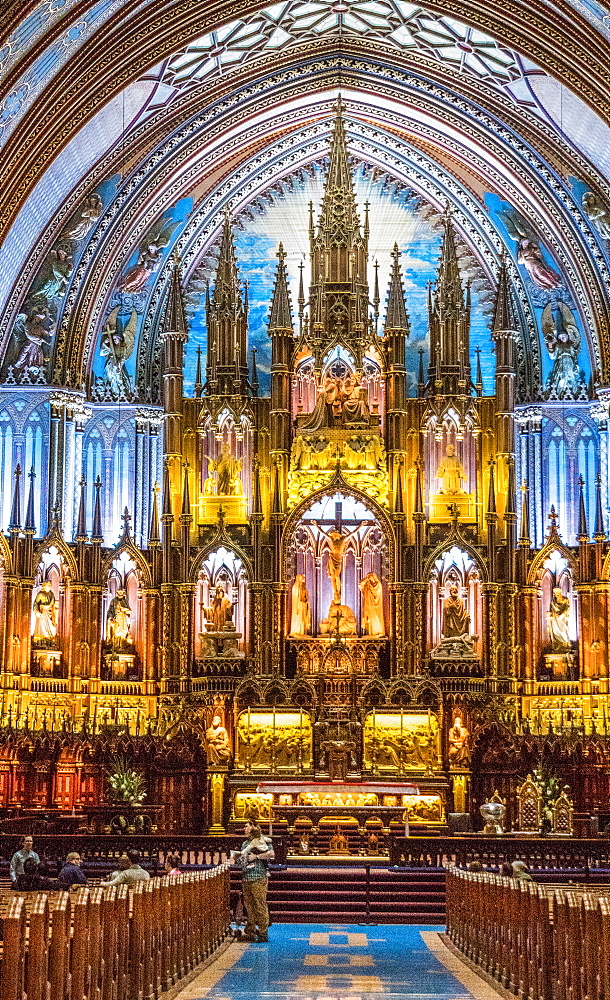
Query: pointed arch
[
  {"left": 423, "top": 532, "right": 488, "bottom": 584},
  {"left": 101, "top": 540, "right": 152, "bottom": 587},
  {"left": 189, "top": 536, "right": 253, "bottom": 584},
  {"left": 527, "top": 538, "right": 577, "bottom": 586},
  {"left": 33, "top": 532, "right": 78, "bottom": 580},
  {"left": 0, "top": 533, "right": 12, "bottom": 574}
]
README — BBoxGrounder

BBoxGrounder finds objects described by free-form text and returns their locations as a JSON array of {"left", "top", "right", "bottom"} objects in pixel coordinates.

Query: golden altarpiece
[{"left": 2, "top": 109, "right": 610, "bottom": 837}]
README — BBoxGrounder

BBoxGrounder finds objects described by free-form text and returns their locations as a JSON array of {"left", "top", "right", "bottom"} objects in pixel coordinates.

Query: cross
[
  {"left": 447, "top": 503, "right": 460, "bottom": 529},
  {"left": 305, "top": 500, "right": 365, "bottom": 533},
  {"left": 121, "top": 506, "right": 132, "bottom": 536}
]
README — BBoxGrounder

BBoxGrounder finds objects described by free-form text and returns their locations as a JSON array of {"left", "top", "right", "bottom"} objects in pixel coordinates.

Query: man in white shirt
[{"left": 10, "top": 835, "right": 40, "bottom": 884}]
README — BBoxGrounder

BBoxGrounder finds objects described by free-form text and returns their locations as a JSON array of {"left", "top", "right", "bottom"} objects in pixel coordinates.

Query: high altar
[{"left": 1, "top": 101, "right": 610, "bottom": 836}]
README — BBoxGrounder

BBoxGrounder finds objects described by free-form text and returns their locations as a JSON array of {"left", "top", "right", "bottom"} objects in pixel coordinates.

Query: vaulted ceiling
[{"left": 1, "top": 0, "right": 610, "bottom": 390}]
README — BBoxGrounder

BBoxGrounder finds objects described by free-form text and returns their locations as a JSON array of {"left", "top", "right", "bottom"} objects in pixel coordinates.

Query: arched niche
[
  {"left": 424, "top": 403, "right": 479, "bottom": 511},
  {"left": 293, "top": 345, "right": 385, "bottom": 424},
  {"left": 32, "top": 546, "right": 66, "bottom": 653},
  {"left": 102, "top": 550, "right": 143, "bottom": 678},
  {"left": 285, "top": 490, "right": 388, "bottom": 638},
  {"left": 427, "top": 545, "right": 482, "bottom": 653},
  {"left": 199, "top": 409, "right": 252, "bottom": 511},
  {"left": 539, "top": 548, "right": 576, "bottom": 650},
  {"left": 194, "top": 546, "right": 249, "bottom": 656}
]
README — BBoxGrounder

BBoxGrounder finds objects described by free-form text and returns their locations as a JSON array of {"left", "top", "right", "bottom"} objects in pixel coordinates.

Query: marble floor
[{"left": 176, "top": 925, "right": 504, "bottom": 1000}]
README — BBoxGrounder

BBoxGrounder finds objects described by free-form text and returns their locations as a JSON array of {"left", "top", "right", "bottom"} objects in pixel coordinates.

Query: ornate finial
[
  {"left": 217, "top": 505, "right": 226, "bottom": 531},
  {"left": 121, "top": 506, "right": 132, "bottom": 540},
  {"left": 447, "top": 503, "right": 460, "bottom": 528}
]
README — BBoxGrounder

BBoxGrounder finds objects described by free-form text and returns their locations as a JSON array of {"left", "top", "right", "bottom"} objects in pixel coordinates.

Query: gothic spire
[
  {"left": 272, "top": 463, "right": 282, "bottom": 514},
  {"left": 384, "top": 244, "right": 410, "bottom": 332},
  {"left": 75, "top": 475, "right": 87, "bottom": 541},
  {"left": 492, "top": 255, "right": 515, "bottom": 332},
  {"left": 414, "top": 458, "right": 424, "bottom": 515},
  {"left": 505, "top": 456, "right": 516, "bottom": 516},
  {"left": 164, "top": 256, "right": 187, "bottom": 334},
  {"left": 92, "top": 476, "right": 103, "bottom": 542},
  {"left": 317, "top": 101, "right": 362, "bottom": 246},
  {"left": 519, "top": 480, "right": 531, "bottom": 546},
  {"left": 268, "top": 244, "right": 294, "bottom": 332},
  {"left": 148, "top": 482, "right": 160, "bottom": 546},
  {"left": 181, "top": 464, "right": 191, "bottom": 519},
  {"left": 212, "top": 211, "right": 243, "bottom": 312},
  {"left": 594, "top": 474, "right": 606, "bottom": 541},
  {"left": 578, "top": 475, "right": 589, "bottom": 541},
  {"left": 394, "top": 468, "right": 404, "bottom": 514},
  {"left": 195, "top": 345, "right": 203, "bottom": 399},
  {"left": 250, "top": 347, "right": 259, "bottom": 397},
  {"left": 162, "top": 460, "right": 172, "bottom": 520},
  {"left": 487, "top": 460, "right": 496, "bottom": 515},
  {"left": 435, "top": 207, "right": 464, "bottom": 314},
  {"left": 25, "top": 466, "right": 36, "bottom": 534},
  {"left": 9, "top": 464, "right": 21, "bottom": 532}
]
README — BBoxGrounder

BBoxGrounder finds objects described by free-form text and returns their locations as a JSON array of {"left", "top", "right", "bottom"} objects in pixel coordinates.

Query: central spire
[
  {"left": 307, "top": 99, "right": 371, "bottom": 364},
  {"left": 315, "top": 99, "right": 364, "bottom": 250}
]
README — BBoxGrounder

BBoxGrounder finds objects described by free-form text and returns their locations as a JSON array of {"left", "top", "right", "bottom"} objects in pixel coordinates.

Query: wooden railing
[
  {"left": 0, "top": 863, "right": 231, "bottom": 1000},
  {"left": 0, "top": 833, "right": 288, "bottom": 868},
  {"left": 446, "top": 866, "right": 610, "bottom": 1000},
  {"left": 389, "top": 835, "right": 610, "bottom": 872}
]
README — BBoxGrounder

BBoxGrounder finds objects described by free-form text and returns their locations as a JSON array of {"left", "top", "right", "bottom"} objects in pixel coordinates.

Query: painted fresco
[{"left": 185, "top": 165, "right": 494, "bottom": 398}]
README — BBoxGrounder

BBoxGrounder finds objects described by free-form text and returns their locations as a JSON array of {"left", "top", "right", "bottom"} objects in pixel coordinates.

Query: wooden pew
[{"left": 0, "top": 864, "right": 231, "bottom": 1000}]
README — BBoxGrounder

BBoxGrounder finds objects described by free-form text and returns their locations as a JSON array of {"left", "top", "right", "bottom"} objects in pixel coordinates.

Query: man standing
[
  {"left": 10, "top": 835, "right": 40, "bottom": 884},
  {"left": 57, "top": 851, "right": 88, "bottom": 890},
  {"left": 238, "top": 822, "right": 274, "bottom": 942}
]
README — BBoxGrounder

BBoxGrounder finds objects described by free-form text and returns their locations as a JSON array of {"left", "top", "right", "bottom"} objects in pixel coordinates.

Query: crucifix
[{"left": 307, "top": 501, "right": 369, "bottom": 604}]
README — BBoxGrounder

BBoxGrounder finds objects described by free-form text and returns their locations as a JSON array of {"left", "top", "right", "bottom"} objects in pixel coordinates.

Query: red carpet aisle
[{"left": 175, "top": 924, "right": 504, "bottom": 1000}]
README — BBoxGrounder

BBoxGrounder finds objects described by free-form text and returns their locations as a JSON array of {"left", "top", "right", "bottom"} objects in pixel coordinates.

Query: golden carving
[
  {"left": 232, "top": 792, "right": 273, "bottom": 821},
  {"left": 363, "top": 712, "right": 440, "bottom": 772},
  {"left": 236, "top": 711, "right": 313, "bottom": 770},
  {"left": 288, "top": 429, "right": 388, "bottom": 506}
]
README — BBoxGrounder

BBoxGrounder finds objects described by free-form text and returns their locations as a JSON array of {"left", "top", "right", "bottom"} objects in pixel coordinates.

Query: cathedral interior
[{"left": 2, "top": 0, "right": 610, "bottom": 838}]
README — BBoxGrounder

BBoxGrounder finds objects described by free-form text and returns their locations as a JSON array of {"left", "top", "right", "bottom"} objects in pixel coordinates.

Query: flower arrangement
[{"left": 106, "top": 756, "right": 147, "bottom": 805}]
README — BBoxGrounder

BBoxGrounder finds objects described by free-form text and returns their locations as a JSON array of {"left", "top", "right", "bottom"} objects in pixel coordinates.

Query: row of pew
[
  {"left": 446, "top": 865, "right": 610, "bottom": 1000},
  {"left": 0, "top": 864, "right": 231, "bottom": 1000}
]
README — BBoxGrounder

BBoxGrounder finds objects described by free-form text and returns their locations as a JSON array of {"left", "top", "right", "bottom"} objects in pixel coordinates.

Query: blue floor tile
[{"left": 198, "top": 924, "right": 478, "bottom": 1000}]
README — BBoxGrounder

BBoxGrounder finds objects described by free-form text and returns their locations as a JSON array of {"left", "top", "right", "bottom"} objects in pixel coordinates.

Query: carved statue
[
  {"left": 204, "top": 586, "right": 234, "bottom": 632},
  {"left": 448, "top": 716, "right": 471, "bottom": 767},
  {"left": 290, "top": 575, "right": 311, "bottom": 636},
  {"left": 436, "top": 444, "right": 466, "bottom": 495},
  {"left": 315, "top": 521, "right": 362, "bottom": 603},
  {"left": 319, "top": 600, "right": 357, "bottom": 636},
  {"left": 582, "top": 190, "right": 610, "bottom": 240},
  {"left": 547, "top": 587, "right": 571, "bottom": 652},
  {"left": 32, "top": 582, "right": 58, "bottom": 642},
  {"left": 205, "top": 714, "right": 231, "bottom": 765},
  {"left": 207, "top": 443, "right": 242, "bottom": 496},
  {"left": 542, "top": 301, "right": 587, "bottom": 400},
  {"left": 106, "top": 589, "right": 133, "bottom": 649},
  {"left": 442, "top": 584, "right": 470, "bottom": 639},
  {"left": 329, "top": 827, "right": 350, "bottom": 854},
  {"left": 358, "top": 572, "right": 385, "bottom": 636},
  {"left": 302, "top": 372, "right": 370, "bottom": 430}
]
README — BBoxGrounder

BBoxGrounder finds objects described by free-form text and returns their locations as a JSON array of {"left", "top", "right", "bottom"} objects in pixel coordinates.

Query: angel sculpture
[
  {"left": 500, "top": 210, "right": 561, "bottom": 290},
  {"left": 582, "top": 191, "right": 610, "bottom": 241},
  {"left": 542, "top": 301, "right": 587, "bottom": 400},
  {"left": 61, "top": 193, "right": 104, "bottom": 242},
  {"left": 118, "top": 217, "right": 176, "bottom": 294},
  {"left": 99, "top": 307, "right": 138, "bottom": 398},
  {"left": 14, "top": 307, "right": 55, "bottom": 371}
]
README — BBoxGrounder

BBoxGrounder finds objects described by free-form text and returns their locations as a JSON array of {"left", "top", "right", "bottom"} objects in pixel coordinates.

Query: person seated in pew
[
  {"left": 164, "top": 854, "right": 182, "bottom": 875},
  {"left": 107, "top": 854, "right": 131, "bottom": 881},
  {"left": 511, "top": 860, "right": 532, "bottom": 881},
  {"left": 57, "top": 852, "right": 88, "bottom": 890},
  {"left": 102, "top": 848, "right": 150, "bottom": 886},
  {"left": 15, "top": 856, "right": 56, "bottom": 891}
]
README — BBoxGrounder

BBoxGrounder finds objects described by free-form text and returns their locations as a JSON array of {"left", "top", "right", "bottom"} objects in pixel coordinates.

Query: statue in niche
[
  {"left": 106, "top": 589, "right": 133, "bottom": 650},
  {"left": 436, "top": 444, "right": 466, "bottom": 495},
  {"left": 99, "top": 307, "right": 138, "bottom": 398},
  {"left": 207, "top": 442, "right": 243, "bottom": 496},
  {"left": 314, "top": 521, "right": 363, "bottom": 603},
  {"left": 14, "top": 306, "right": 55, "bottom": 372},
  {"left": 303, "top": 372, "right": 370, "bottom": 430},
  {"left": 582, "top": 191, "right": 610, "bottom": 240},
  {"left": 542, "top": 302, "right": 587, "bottom": 400},
  {"left": 204, "top": 586, "right": 234, "bottom": 632},
  {"left": 32, "top": 582, "right": 58, "bottom": 643},
  {"left": 442, "top": 584, "right": 470, "bottom": 639},
  {"left": 319, "top": 600, "right": 357, "bottom": 636},
  {"left": 448, "top": 716, "right": 471, "bottom": 767},
  {"left": 547, "top": 587, "right": 571, "bottom": 652},
  {"left": 290, "top": 575, "right": 311, "bottom": 636},
  {"left": 205, "top": 714, "right": 232, "bottom": 765},
  {"left": 359, "top": 572, "right": 385, "bottom": 636}
]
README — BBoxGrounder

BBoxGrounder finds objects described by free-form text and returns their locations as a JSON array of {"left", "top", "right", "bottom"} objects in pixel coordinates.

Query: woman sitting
[{"left": 164, "top": 854, "right": 182, "bottom": 875}]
